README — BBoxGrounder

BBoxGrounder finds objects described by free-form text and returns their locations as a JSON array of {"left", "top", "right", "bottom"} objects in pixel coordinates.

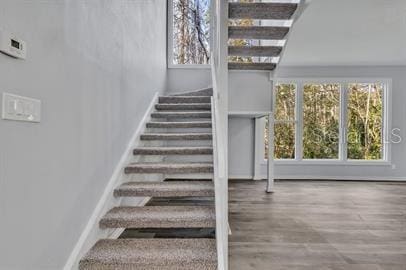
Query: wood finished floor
[{"left": 229, "top": 180, "right": 406, "bottom": 270}]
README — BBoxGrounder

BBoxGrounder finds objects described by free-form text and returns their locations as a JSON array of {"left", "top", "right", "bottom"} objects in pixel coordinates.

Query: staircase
[
  {"left": 79, "top": 88, "right": 218, "bottom": 270},
  {"left": 228, "top": 0, "right": 302, "bottom": 70}
]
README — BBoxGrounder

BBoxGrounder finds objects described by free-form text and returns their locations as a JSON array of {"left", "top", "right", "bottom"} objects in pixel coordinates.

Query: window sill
[
  {"left": 263, "top": 159, "right": 391, "bottom": 166},
  {"left": 168, "top": 64, "right": 210, "bottom": 69}
]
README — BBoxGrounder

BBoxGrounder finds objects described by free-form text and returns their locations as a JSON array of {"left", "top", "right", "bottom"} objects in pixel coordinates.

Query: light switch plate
[{"left": 2, "top": 93, "right": 41, "bottom": 122}]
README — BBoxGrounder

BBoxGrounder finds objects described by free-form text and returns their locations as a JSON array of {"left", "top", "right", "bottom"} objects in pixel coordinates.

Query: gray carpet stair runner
[
  {"left": 79, "top": 239, "right": 217, "bottom": 270},
  {"left": 133, "top": 146, "right": 213, "bottom": 155},
  {"left": 114, "top": 181, "right": 214, "bottom": 197},
  {"left": 99, "top": 206, "right": 216, "bottom": 229},
  {"left": 146, "top": 121, "right": 212, "bottom": 128},
  {"left": 228, "top": 1, "right": 299, "bottom": 70},
  {"left": 79, "top": 89, "right": 217, "bottom": 269}
]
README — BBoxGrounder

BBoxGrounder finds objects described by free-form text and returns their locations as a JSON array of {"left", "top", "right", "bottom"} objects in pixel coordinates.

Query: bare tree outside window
[{"left": 173, "top": 0, "right": 210, "bottom": 65}]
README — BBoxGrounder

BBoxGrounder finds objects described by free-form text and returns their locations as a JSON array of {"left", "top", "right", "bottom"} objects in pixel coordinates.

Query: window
[
  {"left": 273, "top": 83, "right": 296, "bottom": 159},
  {"left": 169, "top": 0, "right": 211, "bottom": 66},
  {"left": 347, "top": 83, "right": 384, "bottom": 160},
  {"left": 303, "top": 84, "right": 340, "bottom": 159},
  {"left": 265, "top": 79, "right": 390, "bottom": 163}
]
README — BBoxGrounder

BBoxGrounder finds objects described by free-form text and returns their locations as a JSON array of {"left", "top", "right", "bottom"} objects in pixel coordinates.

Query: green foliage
[
  {"left": 267, "top": 83, "right": 383, "bottom": 160},
  {"left": 303, "top": 84, "right": 340, "bottom": 159},
  {"left": 347, "top": 84, "right": 383, "bottom": 160}
]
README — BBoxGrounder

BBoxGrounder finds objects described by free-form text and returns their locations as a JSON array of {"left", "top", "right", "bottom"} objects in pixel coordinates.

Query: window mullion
[
  {"left": 340, "top": 84, "right": 348, "bottom": 161},
  {"left": 296, "top": 82, "right": 304, "bottom": 161}
]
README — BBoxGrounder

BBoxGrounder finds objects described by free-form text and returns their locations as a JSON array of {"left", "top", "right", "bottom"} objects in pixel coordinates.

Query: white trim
[
  {"left": 275, "top": 175, "right": 406, "bottom": 181},
  {"left": 250, "top": 175, "right": 406, "bottom": 181},
  {"left": 229, "top": 111, "right": 271, "bottom": 117},
  {"left": 254, "top": 117, "right": 265, "bottom": 180},
  {"left": 63, "top": 93, "right": 159, "bottom": 270},
  {"left": 229, "top": 175, "right": 254, "bottom": 180},
  {"left": 274, "top": 160, "right": 391, "bottom": 166}
]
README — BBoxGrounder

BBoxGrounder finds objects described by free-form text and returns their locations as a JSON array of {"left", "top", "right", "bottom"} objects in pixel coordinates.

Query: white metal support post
[{"left": 266, "top": 79, "right": 275, "bottom": 193}]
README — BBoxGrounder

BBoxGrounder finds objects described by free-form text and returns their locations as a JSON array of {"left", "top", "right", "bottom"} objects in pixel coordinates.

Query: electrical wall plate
[
  {"left": 2, "top": 93, "right": 41, "bottom": 123},
  {"left": 0, "top": 29, "right": 27, "bottom": 59}
]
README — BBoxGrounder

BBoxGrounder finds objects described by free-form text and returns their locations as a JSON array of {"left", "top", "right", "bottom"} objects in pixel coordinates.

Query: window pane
[
  {"left": 303, "top": 84, "right": 340, "bottom": 159},
  {"left": 173, "top": 0, "right": 210, "bottom": 65},
  {"left": 347, "top": 83, "right": 383, "bottom": 160},
  {"left": 274, "top": 123, "right": 295, "bottom": 159},
  {"left": 275, "top": 84, "right": 296, "bottom": 121}
]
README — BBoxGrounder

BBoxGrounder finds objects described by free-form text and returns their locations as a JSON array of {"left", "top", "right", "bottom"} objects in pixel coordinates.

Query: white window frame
[
  {"left": 167, "top": 0, "right": 211, "bottom": 69},
  {"left": 269, "top": 78, "right": 392, "bottom": 166}
]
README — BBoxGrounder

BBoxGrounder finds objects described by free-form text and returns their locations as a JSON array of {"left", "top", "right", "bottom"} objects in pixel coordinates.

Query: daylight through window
[
  {"left": 265, "top": 80, "right": 388, "bottom": 162},
  {"left": 171, "top": 0, "right": 211, "bottom": 65}
]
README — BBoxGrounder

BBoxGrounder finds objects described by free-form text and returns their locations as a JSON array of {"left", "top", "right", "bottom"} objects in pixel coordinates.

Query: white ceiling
[{"left": 280, "top": 0, "right": 406, "bottom": 66}]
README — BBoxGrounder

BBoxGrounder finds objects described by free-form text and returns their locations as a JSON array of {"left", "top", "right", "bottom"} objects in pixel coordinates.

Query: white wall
[
  {"left": 229, "top": 71, "right": 272, "bottom": 112},
  {"left": 0, "top": 1, "right": 167, "bottom": 269},
  {"left": 228, "top": 66, "right": 406, "bottom": 181},
  {"left": 166, "top": 68, "right": 211, "bottom": 94},
  {"left": 228, "top": 118, "right": 255, "bottom": 179}
]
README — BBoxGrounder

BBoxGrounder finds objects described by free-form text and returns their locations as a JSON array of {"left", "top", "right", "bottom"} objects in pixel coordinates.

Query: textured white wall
[
  {"left": 0, "top": 1, "right": 167, "bottom": 269},
  {"left": 166, "top": 68, "right": 211, "bottom": 94}
]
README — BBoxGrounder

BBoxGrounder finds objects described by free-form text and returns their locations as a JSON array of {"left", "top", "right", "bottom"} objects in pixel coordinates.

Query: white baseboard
[
  {"left": 275, "top": 175, "right": 406, "bottom": 181},
  {"left": 239, "top": 174, "right": 406, "bottom": 182},
  {"left": 63, "top": 92, "right": 159, "bottom": 270}
]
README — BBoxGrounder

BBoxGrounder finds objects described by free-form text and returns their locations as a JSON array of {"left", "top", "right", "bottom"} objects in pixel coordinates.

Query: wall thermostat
[{"left": 0, "top": 29, "right": 27, "bottom": 59}]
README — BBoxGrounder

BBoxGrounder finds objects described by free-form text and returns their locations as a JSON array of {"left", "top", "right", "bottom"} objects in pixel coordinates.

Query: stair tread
[
  {"left": 159, "top": 96, "right": 211, "bottom": 104},
  {"left": 151, "top": 111, "right": 212, "bottom": 118},
  {"left": 229, "top": 2, "right": 298, "bottom": 20},
  {"left": 229, "top": 62, "right": 276, "bottom": 70},
  {"left": 115, "top": 181, "right": 214, "bottom": 197},
  {"left": 125, "top": 162, "right": 214, "bottom": 174},
  {"left": 156, "top": 103, "right": 211, "bottom": 111},
  {"left": 79, "top": 238, "right": 217, "bottom": 270},
  {"left": 228, "top": 45, "right": 283, "bottom": 57},
  {"left": 134, "top": 146, "right": 213, "bottom": 155},
  {"left": 146, "top": 121, "right": 212, "bottom": 128},
  {"left": 229, "top": 25, "right": 289, "bottom": 40},
  {"left": 140, "top": 133, "right": 212, "bottom": 141},
  {"left": 100, "top": 206, "right": 215, "bottom": 229}
]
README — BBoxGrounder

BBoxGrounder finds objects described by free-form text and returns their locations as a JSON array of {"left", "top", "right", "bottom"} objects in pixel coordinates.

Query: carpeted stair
[
  {"left": 79, "top": 89, "right": 217, "bottom": 269},
  {"left": 114, "top": 181, "right": 214, "bottom": 197},
  {"left": 228, "top": 1, "right": 300, "bottom": 70},
  {"left": 79, "top": 239, "right": 217, "bottom": 270}
]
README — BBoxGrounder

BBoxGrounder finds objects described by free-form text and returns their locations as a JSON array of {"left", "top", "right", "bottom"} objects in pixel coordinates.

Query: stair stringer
[{"left": 63, "top": 92, "right": 164, "bottom": 270}]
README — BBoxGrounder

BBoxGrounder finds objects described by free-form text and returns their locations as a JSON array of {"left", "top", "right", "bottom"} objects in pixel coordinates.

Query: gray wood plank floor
[{"left": 229, "top": 180, "right": 406, "bottom": 270}]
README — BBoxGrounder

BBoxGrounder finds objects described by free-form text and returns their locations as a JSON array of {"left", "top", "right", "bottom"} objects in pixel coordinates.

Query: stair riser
[
  {"left": 80, "top": 263, "right": 216, "bottom": 270},
  {"left": 151, "top": 113, "right": 211, "bottom": 119},
  {"left": 114, "top": 190, "right": 214, "bottom": 198},
  {"left": 133, "top": 148, "right": 213, "bottom": 155},
  {"left": 146, "top": 122, "right": 212, "bottom": 128},
  {"left": 155, "top": 104, "right": 211, "bottom": 111},
  {"left": 125, "top": 167, "right": 213, "bottom": 174},
  {"left": 229, "top": 26, "right": 289, "bottom": 40},
  {"left": 100, "top": 220, "right": 215, "bottom": 229},
  {"left": 141, "top": 134, "right": 212, "bottom": 141},
  {"left": 147, "top": 128, "right": 212, "bottom": 134},
  {"left": 159, "top": 97, "right": 211, "bottom": 104},
  {"left": 163, "top": 140, "right": 213, "bottom": 147},
  {"left": 228, "top": 46, "right": 282, "bottom": 57},
  {"left": 229, "top": 62, "right": 276, "bottom": 70}
]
